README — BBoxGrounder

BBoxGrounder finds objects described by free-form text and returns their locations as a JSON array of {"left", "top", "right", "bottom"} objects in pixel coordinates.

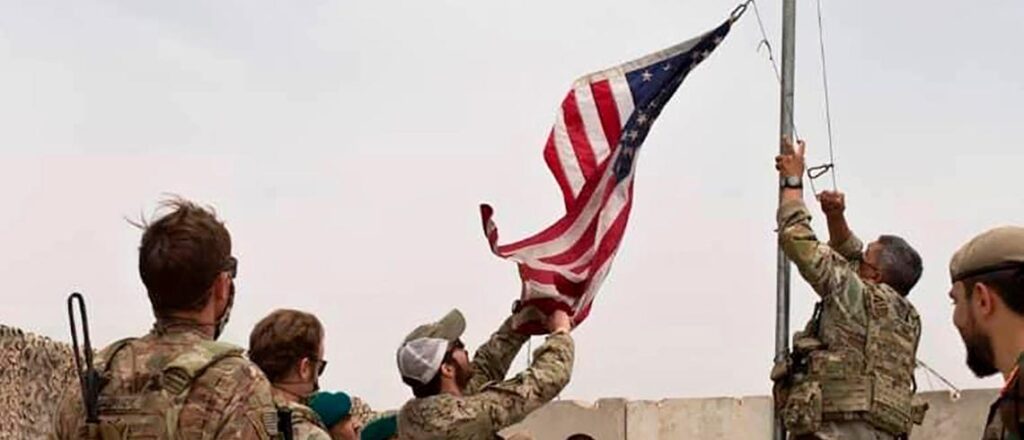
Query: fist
[
  {"left": 818, "top": 190, "right": 845, "bottom": 216},
  {"left": 547, "top": 309, "right": 572, "bottom": 333},
  {"left": 775, "top": 136, "right": 806, "bottom": 178}
]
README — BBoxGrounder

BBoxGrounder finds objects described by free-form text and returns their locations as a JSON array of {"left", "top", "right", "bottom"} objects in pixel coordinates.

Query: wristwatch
[{"left": 780, "top": 175, "right": 803, "bottom": 189}]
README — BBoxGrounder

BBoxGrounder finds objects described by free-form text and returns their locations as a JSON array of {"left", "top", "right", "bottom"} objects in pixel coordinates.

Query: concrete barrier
[{"left": 504, "top": 389, "right": 997, "bottom": 439}]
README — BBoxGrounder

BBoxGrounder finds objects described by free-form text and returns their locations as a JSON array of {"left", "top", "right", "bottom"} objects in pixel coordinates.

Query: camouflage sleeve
[
  {"left": 778, "top": 199, "right": 866, "bottom": 321},
  {"left": 466, "top": 316, "right": 530, "bottom": 394},
  {"left": 183, "top": 358, "right": 277, "bottom": 440},
  {"left": 467, "top": 331, "right": 574, "bottom": 431},
  {"left": 830, "top": 232, "right": 865, "bottom": 263}
]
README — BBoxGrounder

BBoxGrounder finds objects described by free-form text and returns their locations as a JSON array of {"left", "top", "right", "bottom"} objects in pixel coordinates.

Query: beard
[
  {"left": 454, "top": 361, "right": 475, "bottom": 390},
  {"left": 963, "top": 329, "right": 998, "bottom": 377}
]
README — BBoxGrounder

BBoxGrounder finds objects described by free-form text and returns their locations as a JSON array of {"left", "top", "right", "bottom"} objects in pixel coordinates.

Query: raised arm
[
  {"left": 776, "top": 137, "right": 866, "bottom": 320},
  {"left": 818, "top": 190, "right": 864, "bottom": 261},
  {"left": 465, "top": 314, "right": 530, "bottom": 394}
]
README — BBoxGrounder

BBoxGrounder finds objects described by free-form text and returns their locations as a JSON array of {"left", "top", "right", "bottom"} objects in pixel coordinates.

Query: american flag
[{"left": 480, "top": 19, "right": 733, "bottom": 334}]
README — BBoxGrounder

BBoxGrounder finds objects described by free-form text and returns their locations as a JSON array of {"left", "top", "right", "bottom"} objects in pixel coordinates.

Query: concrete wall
[{"left": 502, "top": 389, "right": 997, "bottom": 440}]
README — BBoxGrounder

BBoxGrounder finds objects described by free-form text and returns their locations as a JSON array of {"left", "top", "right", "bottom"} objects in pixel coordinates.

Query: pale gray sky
[{"left": 1, "top": 0, "right": 1022, "bottom": 410}]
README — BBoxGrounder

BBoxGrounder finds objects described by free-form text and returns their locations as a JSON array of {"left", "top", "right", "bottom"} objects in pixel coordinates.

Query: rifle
[{"left": 67, "top": 292, "right": 108, "bottom": 430}]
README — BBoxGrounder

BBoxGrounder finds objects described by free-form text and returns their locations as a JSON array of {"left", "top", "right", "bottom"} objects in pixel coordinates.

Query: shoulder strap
[
  {"left": 161, "top": 340, "right": 244, "bottom": 395},
  {"left": 98, "top": 337, "right": 138, "bottom": 374},
  {"left": 277, "top": 407, "right": 294, "bottom": 440}
]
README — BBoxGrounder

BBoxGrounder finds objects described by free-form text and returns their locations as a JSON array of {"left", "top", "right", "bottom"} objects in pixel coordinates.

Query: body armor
[
  {"left": 77, "top": 338, "right": 247, "bottom": 439},
  {"left": 772, "top": 284, "right": 927, "bottom": 436}
]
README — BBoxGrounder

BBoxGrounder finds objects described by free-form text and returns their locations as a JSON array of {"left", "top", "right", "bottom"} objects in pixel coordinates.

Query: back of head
[
  {"left": 876, "top": 235, "right": 923, "bottom": 296},
  {"left": 248, "top": 309, "right": 324, "bottom": 382},
  {"left": 138, "top": 198, "right": 231, "bottom": 315}
]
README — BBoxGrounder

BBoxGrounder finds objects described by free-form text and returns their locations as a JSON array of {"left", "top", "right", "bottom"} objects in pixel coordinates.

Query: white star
[
  {"left": 713, "top": 36, "right": 724, "bottom": 45},
  {"left": 662, "top": 63, "right": 672, "bottom": 72},
  {"left": 637, "top": 113, "right": 649, "bottom": 125},
  {"left": 627, "top": 130, "right": 639, "bottom": 141},
  {"left": 641, "top": 70, "right": 653, "bottom": 82}
]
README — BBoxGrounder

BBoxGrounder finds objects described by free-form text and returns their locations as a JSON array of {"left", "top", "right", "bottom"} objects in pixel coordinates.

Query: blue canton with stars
[{"left": 612, "top": 21, "right": 731, "bottom": 182}]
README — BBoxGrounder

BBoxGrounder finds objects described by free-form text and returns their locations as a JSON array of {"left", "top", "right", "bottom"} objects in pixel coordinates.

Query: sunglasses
[
  {"left": 311, "top": 357, "right": 328, "bottom": 377},
  {"left": 223, "top": 256, "right": 238, "bottom": 279}
]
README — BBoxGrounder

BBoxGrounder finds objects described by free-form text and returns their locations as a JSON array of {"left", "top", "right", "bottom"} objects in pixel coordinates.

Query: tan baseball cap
[
  {"left": 950, "top": 226, "right": 1024, "bottom": 282},
  {"left": 396, "top": 309, "right": 466, "bottom": 385}
]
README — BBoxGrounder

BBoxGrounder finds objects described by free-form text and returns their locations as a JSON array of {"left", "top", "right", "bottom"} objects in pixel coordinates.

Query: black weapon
[
  {"left": 67, "top": 292, "right": 107, "bottom": 425},
  {"left": 277, "top": 407, "right": 294, "bottom": 440}
]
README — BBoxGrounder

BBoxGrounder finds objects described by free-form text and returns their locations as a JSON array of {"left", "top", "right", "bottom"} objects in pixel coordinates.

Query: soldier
[
  {"left": 395, "top": 308, "right": 575, "bottom": 439},
  {"left": 772, "top": 138, "right": 926, "bottom": 439},
  {"left": 249, "top": 309, "right": 333, "bottom": 440},
  {"left": 52, "top": 198, "right": 278, "bottom": 439},
  {"left": 308, "top": 391, "right": 361, "bottom": 440},
  {"left": 947, "top": 226, "right": 1024, "bottom": 439}
]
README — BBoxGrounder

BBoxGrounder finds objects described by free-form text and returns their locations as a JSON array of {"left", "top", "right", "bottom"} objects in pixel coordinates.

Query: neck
[
  {"left": 439, "top": 379, "right": 463, "bottom": 397},
  {"left": 155, "top": 314, "right": 216, "bottom": 339},
  {"left": 993, "top": 322, "right": 1024, "bottom": 380},
  {"left": 273, "top": 384, "right": 309, "bottom": 404}
]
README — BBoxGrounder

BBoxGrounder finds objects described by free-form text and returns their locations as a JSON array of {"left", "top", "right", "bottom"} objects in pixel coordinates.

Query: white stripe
[
  {"left": 574, "top": 253, "right": 617, "bottom": 314},
  {"left": 509, "top": 165, "right": 633, "bottom": 267},
  {"left": 552, "top": 108, "right": 585, "bottom": 197},
  {"left": 606, "top": 70, "right": 635, "bottom": 129},
  {"left": 573, "top": 83, "right": 611, "bottom": 165}
]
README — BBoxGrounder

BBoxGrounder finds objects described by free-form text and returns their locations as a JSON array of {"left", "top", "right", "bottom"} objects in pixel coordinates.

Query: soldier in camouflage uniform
[
  {"left": 250, "top": 309, "right": 334, "bottom": 440},
  {"left": 947, "top": 226, "right": 1024, "bottom": 440},
  {"left": 395, "top": 307, "right": 575, "bottom": 439},
  {"left": 773, "top": 138, "right": 926, "bottom": 439},
  {"left": 52, "top": 198, "right": 279, "bottom": 439}
]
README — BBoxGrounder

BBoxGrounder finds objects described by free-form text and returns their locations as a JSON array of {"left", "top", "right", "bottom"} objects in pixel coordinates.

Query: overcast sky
[{"left": 2, "top": 0, "right": 1023, "bottom": 410}]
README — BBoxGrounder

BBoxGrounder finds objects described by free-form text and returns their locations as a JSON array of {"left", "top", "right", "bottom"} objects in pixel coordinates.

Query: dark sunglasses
[
  {"left": 223, "top": 256, "right": 238, "bottom": 279},
  {"left": 311, "top": 357, "right": 328, "bottom": 377}
]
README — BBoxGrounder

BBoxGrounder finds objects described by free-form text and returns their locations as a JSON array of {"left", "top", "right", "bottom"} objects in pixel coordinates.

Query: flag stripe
[
  {"left": 552, "top": 108, "right": 585, "bottom": 198},
  {"left": 562, "top": 91, "right": 598, "bottom": 183},
  {"left": 590, "top": 80, "right": 624, "bottom": 153},
  {"left": 574, "top": 83, "right": 612, "bottom": 165},
  {"left": 542, "top": 131, "right": 576, "bottom": 209}
]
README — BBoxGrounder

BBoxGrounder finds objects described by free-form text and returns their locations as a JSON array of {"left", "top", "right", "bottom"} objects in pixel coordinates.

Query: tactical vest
[
  {"left": 77, "top": 337, "right": 248, "bottom": 439},
  {"left": 771, "top": 284, "right": 926, "bottom": 436}
]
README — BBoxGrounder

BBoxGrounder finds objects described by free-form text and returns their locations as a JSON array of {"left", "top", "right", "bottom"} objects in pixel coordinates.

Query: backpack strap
[{"left": 160, "top": 340, "right": 244, "bottom": 395}]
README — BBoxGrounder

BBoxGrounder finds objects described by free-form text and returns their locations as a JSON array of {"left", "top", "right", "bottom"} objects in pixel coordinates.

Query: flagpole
[{"left": 774, "top": 0, "right": 796, "bottom": 439}]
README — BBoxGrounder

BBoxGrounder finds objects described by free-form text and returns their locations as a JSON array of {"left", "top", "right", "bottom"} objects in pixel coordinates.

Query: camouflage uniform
[
  {"left": 774, "top": 199, "right": 924, "bottom": 439},
  {"left": 398, "top": 318, "right": 575, "bottom": 440},
  {"left": 275, "top": 396, "right": 332, "bottom": 440},
  {"left": 52, "top": 320, "right": 278, "bottom": 439},
  {"left": 982, "top": 353, "right": 1024, "bottom": 440}
]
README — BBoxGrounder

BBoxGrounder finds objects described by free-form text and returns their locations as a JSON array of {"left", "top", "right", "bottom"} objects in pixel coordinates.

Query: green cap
[
  {"left": 308, "top": 391, "right": 352, "bottom": 428},
  {"left": 360, "top": 413, "right": 398, "bottom": 440},
  {"left": 402, "top": 309, "right": 466, "bottom": 343}
]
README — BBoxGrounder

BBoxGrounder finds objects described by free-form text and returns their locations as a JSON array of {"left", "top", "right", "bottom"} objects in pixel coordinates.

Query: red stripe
[
  {"left": 562, "top": 91, "right": 597, "bottom": 181},
  {"left": 494, "top": 152, "right": 618, "bottom": 254},
  {"left": 542, "top": 129, "right": 575, "bottom": 209},
  {"left": 519, "top": 265, "right": 586, "bottom": 299},
  {"left": 590, "top": 183, "right": 635, "bottom": 271},
  {"left": 538, "top": 213, "right": 599, "bottom": 266},
  {"left": 591, "top": 80, "right": 623, "bottom": 152}
]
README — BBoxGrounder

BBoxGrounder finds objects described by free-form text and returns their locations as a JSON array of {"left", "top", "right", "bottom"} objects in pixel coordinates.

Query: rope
[
  {"left": 917, "top": 359, "right": 962, "bottom": 401},
  {"left": 815, "top": 0, "right": 838, "bottom": 191},
  {"left": 749, "top": 0, "right": 800, "bottom": 142}
]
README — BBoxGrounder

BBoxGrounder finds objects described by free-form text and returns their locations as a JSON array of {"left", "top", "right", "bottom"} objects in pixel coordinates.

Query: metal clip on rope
[{"left": 806, "top": 163, "right": 833, "bottom": 195}]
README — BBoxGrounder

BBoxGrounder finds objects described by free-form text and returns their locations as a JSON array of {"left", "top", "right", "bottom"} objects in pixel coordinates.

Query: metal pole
[{"left": 774, "top": 0, "right": 796, "bottom": 439}]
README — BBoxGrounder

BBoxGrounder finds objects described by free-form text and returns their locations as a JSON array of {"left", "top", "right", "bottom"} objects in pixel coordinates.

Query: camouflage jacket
[
  {"left": 275, "top": 396, "right": 332, "bottom": 440},
  {"left": 52, "top": 321, "right": 278, "bottom": 439},
  {"left": 398, "top": 318, "right": 575, "bottom": 440},
  {"left": 982, "top": 353, "right": 1024, "bottom": 440}
]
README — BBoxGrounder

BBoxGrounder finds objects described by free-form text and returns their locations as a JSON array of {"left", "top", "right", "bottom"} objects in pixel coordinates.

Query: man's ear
[
  {"left": 974, "top": 282, "right": 998, "bottom": 318},
  {"left": 439, "top": 362, "right": 456, "bottom": 380}
]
